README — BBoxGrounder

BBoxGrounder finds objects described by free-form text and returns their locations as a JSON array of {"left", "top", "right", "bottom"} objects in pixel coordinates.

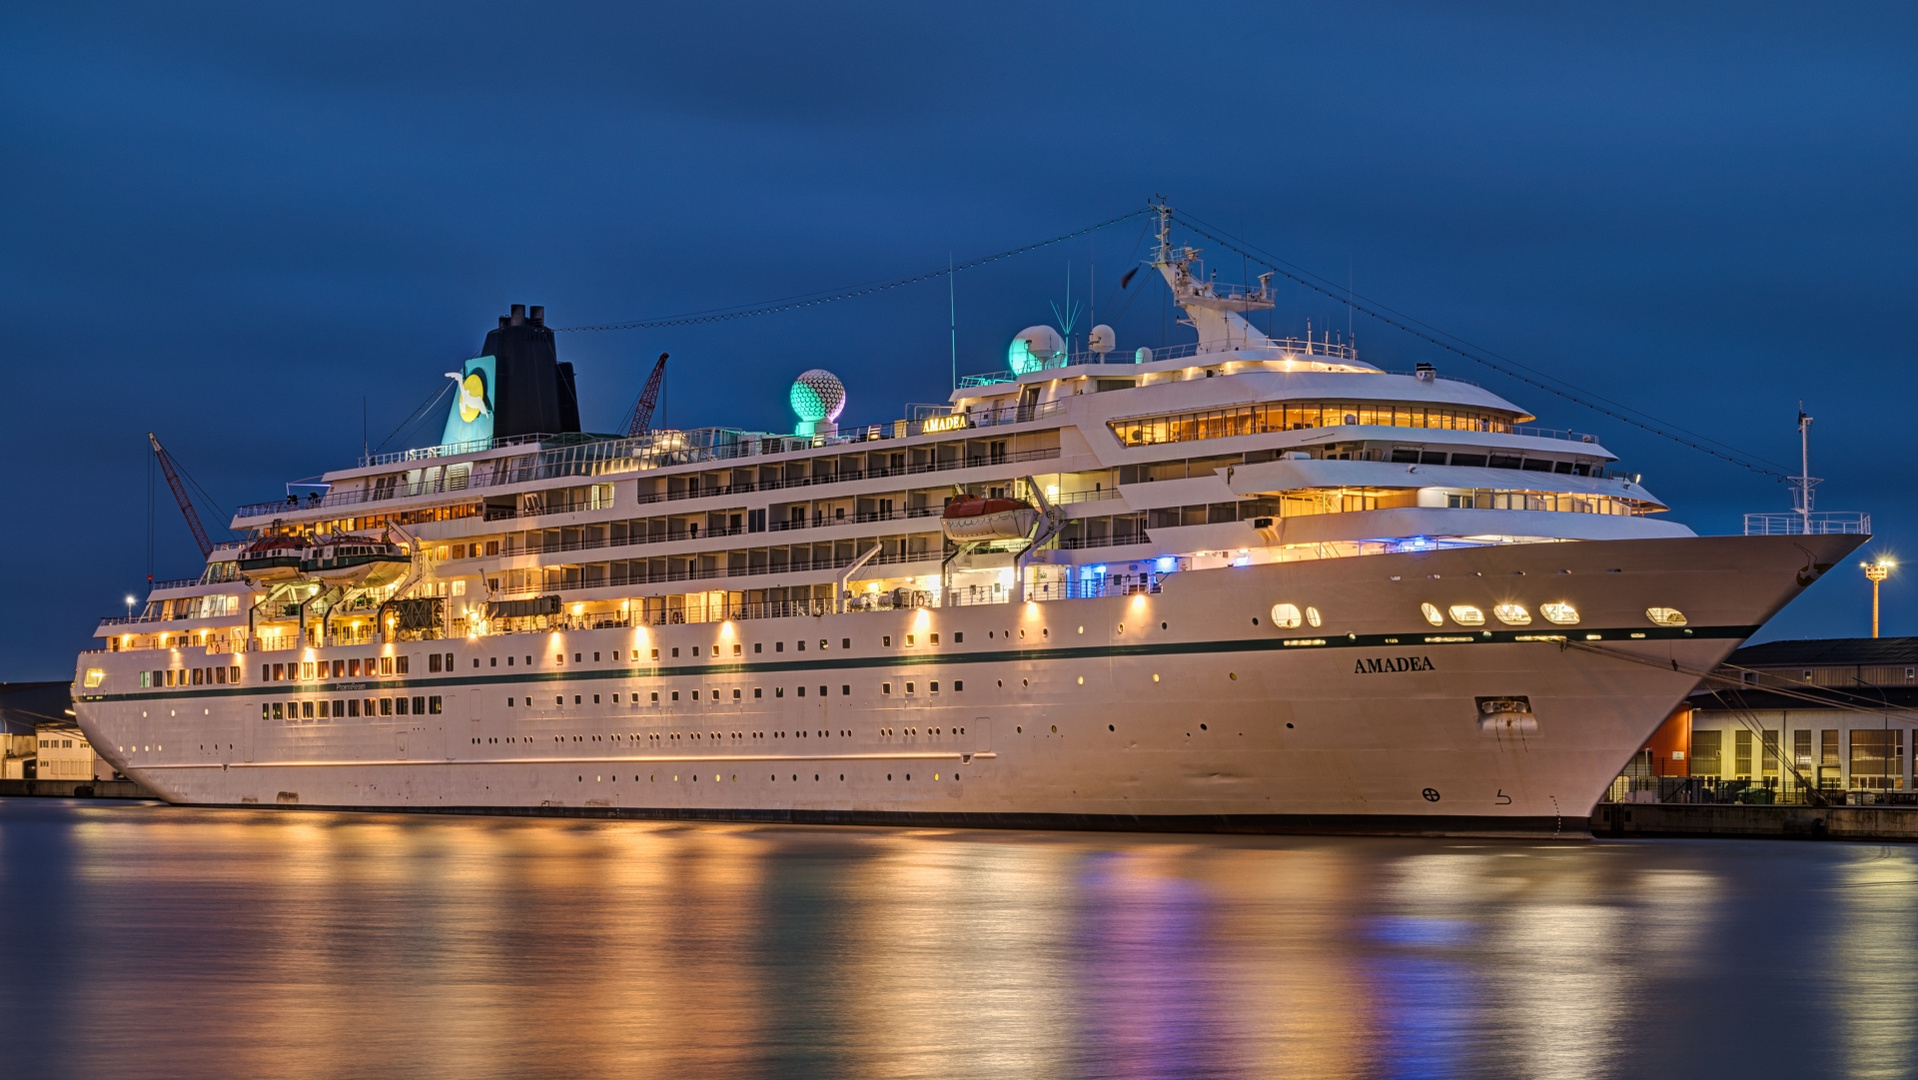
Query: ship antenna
[
  {"left": 1797, "top": 404, "right": 1815, "bottom": 531},
  {"left": 948, "top": 252, "right": 957, "bottom": 392}
]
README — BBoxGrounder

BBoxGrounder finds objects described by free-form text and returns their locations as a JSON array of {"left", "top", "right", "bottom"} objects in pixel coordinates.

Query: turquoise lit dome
[
  {"left": 1008, "top": 325, "right": 1065, "bottom": 375},
  {"left": 790, "top": 369, "right": 845, "bottom": 436}
]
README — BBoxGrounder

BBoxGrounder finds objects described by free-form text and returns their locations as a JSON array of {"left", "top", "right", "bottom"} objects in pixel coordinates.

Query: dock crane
[
  {"left": 623, "top": 352, "right": 669, "bottom": 438},
  {"left": 149, "top": 432, "right": 213, "bottom": 560}
]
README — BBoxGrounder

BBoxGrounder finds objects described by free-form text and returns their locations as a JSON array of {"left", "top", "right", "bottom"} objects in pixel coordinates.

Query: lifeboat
[
  {"left": 300, "top": 534, "right": 411, "bottom": 588},
  {"left": 237, "top": 534, "right": 309, "bottom": 583},
  {"left": 942, "top": 495, "right": 1039, "bottom": 542}
]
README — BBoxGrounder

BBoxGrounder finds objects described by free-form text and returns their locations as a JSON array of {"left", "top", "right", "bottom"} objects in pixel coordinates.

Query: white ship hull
[{"left": 72, "top": 534, "right": 1858, "bottom": 835}]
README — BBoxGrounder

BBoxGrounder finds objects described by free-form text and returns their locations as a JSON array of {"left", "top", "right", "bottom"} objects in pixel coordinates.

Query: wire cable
[
  {"left": 374, "top": 379, "right": 456, "bottom": 453},
  {"left": 1171, "top": 210, "right": 1795, "bottom": 479},
  {"left": 555, "top": 208, "right": 1153, "bottom": 333}
]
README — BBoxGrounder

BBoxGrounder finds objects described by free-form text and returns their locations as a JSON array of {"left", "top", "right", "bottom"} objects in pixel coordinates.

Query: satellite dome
[
  {"left": 1087, "top": 324, "right": 1116, "bottom": 354},
  {"left": 790, "top": 369, "right": 846, "bottom": 437},
  {"left": 1008, "top": 325, "right": 1065, "bottom": 376}
]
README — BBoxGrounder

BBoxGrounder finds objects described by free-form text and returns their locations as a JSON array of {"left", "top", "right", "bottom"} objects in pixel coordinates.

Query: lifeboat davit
[
  {"left": 300, "top": 534, "right": 411, "bottom": 588},
  {"left": 237, "top": 535, "right": 309, "bottom": 584},
  {"left": 942, "top": 495, "right": 1039, "bottom": 542}
]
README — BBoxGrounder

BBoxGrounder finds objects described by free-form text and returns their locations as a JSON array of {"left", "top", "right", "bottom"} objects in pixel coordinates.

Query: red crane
[
  {"left": 624, "top": 353, "right": 669, "bottom": 438},
  {"left": 148, "top": 432, "right": 213, "bottom": 560}
]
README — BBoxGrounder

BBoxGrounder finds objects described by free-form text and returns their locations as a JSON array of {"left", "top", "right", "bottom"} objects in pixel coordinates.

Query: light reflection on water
[{"left": 0, "top": 800, "right": 1907, "bottom": 1078}]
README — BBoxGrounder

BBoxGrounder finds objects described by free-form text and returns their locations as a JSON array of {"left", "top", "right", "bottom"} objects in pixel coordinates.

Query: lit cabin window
[
  {"left": 1493, "top": 604, "right": 1532, "bottom": 626},
  {"left": 1420, "top": 603, "right": 1444, "bottom": 627},
  {"left": 1448, "top": 605, "right": 1486, "bottom": 627},
  {"left": 1541, "top": 602, "right": 1580, "bottom": 625},
  {"left": 1270, "top": 604, "right": 1302, "bottom": 629},
  {"left": 1645, "top": 607, "right": 1688, "bottom": 627},
  {"left": 1305, "top": 606, "right": 1322, "bottom": 628},
  {"left": 83, "top": 668, "right": 105, "bottom": 688}
]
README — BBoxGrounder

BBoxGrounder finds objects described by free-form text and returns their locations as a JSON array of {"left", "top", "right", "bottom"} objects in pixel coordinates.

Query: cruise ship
[{"left": 72, "top": 216, "right": 1863, "bottom": 833}]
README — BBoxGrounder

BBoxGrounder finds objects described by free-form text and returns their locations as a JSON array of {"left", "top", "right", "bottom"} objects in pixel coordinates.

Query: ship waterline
[{"left": 78, "top": 534, "right": 1858, "bottom": 832}]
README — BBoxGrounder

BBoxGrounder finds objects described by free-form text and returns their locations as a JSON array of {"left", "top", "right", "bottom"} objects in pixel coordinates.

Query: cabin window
[
  {"left": 429, "top": 696, "right": 442, "bottom": 714},
  {"left": 1493, "top": 604, "right": 1532, "bottom": 626},
  {"left": 380, "top": 698, "right": 393, "bottom": 716},
  {"left": 954, "top": 680, "right": 964, "bottom": 691},
  {"left": 348, "top": 699, "right": 361, "bottom": 717},
  {"left": 1448, "top": 605, "right": 1486, "bottom": 627}
]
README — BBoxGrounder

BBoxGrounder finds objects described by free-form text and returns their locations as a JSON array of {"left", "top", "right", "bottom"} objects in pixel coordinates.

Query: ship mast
[{"left": 1794, "top": 405, "right": 1817, "bottom": 533}]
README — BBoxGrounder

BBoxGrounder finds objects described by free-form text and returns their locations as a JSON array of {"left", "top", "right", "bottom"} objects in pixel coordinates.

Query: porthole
[
  {"left": 1540, "top": 602, "right": 1580, "bottom": 625},
  {"left": 1448, "top": 604, "right": 1486, "bottom": 627},
  {"left": 1305, "top": 606, "right": 1322, "bottom": 628},
  {"left": 1493, "top": 604, "right": 1532, "bottom": 626},
  {"left": 1645, "top": 607, "right": 1688, "bottom": 627},
  {"left": 1420, "top": 603, "right": 1444, "bottom": 626},
  {"left": 1270, "top": 603, "right": 1302, "bottom": 629}
]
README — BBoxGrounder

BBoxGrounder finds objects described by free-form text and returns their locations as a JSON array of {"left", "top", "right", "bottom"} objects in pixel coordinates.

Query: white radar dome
[
  {"left": 1008, "top": 325, "right": 1065, "bottom": 376},
  {"left": 790, "top": 369, "right": 846, "bottom": 437},
  {"left": 1087, "top": 324, "right": 1116, "bottom": 354}
]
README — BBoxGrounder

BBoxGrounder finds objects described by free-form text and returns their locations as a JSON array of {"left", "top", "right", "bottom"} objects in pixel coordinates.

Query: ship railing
[
  {"left": 238, "top": 427, "right": 1068, "bottom": 521},
  {"left": 1600, "top": 774, "right": 1916, "bottom": 807},
  {"left": 961, "top": 338, "right": 1368, "bottom": 387},
  {"left": 1510, "top": 425, "right": 1599, "bottom": 443},
  {"left": 1743, "top": 512, "right": 1872, "bottom": 536},
  {"left": 505, "top": 548, "right": 944, "bottom": 593},
  {"left": 638, "top": 445, "right": 1064, "bottom": 507},
  {"left": 1026, "top": 574, "right": 1168, "bottom": 603}
]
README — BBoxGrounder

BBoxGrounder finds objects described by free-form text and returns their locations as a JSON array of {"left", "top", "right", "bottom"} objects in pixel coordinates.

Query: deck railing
[{"left": 1743, "top": 512, "right": 1871, "bottom": 536}]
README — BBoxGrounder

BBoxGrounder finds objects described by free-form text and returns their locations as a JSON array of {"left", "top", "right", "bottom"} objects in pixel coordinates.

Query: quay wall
[
  {"left": 1592, "top": 802, "right": 1918, "bottom": 841},
  {"left": 0, "top": 779, "right": 155, "bottom": 800}
]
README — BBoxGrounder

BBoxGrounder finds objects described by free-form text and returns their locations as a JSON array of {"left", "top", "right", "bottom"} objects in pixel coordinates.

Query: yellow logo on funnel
[{"left": 458, "top": 372, "right": 490, "bottom": 423}]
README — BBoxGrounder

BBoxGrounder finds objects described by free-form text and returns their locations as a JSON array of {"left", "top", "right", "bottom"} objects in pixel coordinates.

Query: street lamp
[
  {"left": 1862, "top": 557, "right": 1895, "bottom": 638},
  {"left": 124, "top": 594, "right": 136, "bottom": 619}
]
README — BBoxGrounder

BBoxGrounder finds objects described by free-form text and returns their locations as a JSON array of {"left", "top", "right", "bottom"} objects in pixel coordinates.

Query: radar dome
[
  {"left": 1008, "top": 325, "right": 1065, "bottom": 375},
  {"left": 1087, "top": 324, "right": 1116, "bottom": 354},
  {"left": 790, "top": 369, "right": 846, "bottom": 437}
]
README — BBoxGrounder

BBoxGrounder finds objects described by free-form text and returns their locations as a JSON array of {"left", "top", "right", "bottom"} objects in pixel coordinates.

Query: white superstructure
[{"left": 73, "top": 216, "right": 1863, "bottom": 833}]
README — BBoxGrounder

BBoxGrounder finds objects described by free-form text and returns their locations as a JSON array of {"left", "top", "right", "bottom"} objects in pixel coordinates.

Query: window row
[
  {"left": 503, "top": 680, "right": 966, "bottom": 707},
  {"left": 264, "top": 655, "right": 411, "bottom": 682},
  {"left": 266, "top": 695, "right": 442, "bottom": 720},
  {"left": 1110, "top": 402, "right": 1516, "bottom": 448},
  {"left": 143, "top": 665, "right": 241, "bottom": 688}
]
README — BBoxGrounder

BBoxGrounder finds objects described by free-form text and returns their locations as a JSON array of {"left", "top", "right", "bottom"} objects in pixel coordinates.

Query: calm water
[{"left": 2, "top": 800, "right": 1914, "bottom": 1079}]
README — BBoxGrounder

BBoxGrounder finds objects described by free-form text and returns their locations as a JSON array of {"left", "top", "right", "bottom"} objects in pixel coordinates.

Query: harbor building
[{"left": 1613, "top": 638, "right": 1918, "bottom": 802}]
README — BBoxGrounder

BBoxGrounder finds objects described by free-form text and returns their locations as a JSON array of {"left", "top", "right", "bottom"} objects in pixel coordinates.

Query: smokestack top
[
  {"left": 509, "top": 303, "right": 527, "bottom": 325},
  {"left": 529, "top": 305, "right": 545, "bottom": 326}
]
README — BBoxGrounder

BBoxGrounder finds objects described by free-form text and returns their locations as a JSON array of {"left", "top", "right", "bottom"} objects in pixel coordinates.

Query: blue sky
[{"left": 3, "top": 2, "right": 1913, "bottom": 677}]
